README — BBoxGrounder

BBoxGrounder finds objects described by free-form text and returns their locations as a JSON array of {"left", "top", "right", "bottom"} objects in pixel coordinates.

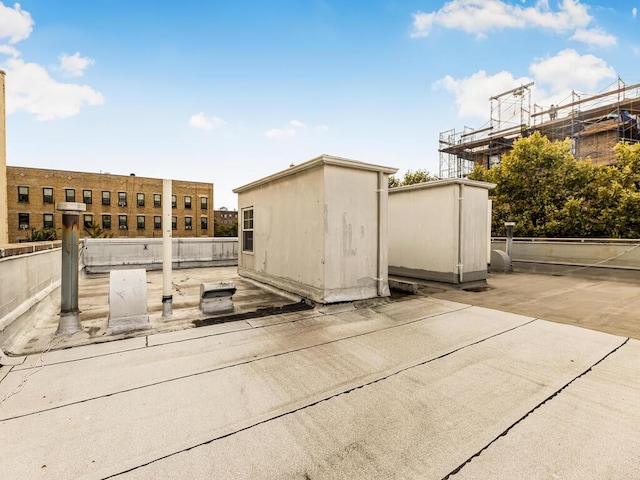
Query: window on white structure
[{"left": 242, "top": 208, "right": 253, "bottom": 252}]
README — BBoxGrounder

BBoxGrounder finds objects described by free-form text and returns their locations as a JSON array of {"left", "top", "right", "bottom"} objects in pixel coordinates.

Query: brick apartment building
[
  {"left": 6, "top": 166, "right": 214, "bottom": 243},
  {"left": 214, "top": 206, "right": 238, "bottom": 226}
]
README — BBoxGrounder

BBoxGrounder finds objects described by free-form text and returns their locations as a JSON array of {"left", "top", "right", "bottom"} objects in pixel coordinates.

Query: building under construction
[{"left": 439, "top": 78, "right": 640, "bottom": 178}]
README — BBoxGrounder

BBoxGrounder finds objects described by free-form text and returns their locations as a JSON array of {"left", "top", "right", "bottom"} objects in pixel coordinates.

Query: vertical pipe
[
  {"left": 56, "top": 202, "right": 86, "bottom": 335},
  {"left": 162, "top": 179, "right": 173, "bottom": 317},
  {"left": 505, "top": 221, "right": 515, "bottom": 259},
  {"left": 376, "top": 171, "right": 383, "bottom": 297},
  {"left": 487, "top": 199, "right": 493, "bottom": 266},
  {"left": 0, "top": 70, "right": 7, "bottom": 245},
  {"left": 457, "top": 183, "right": 464, "bottom": 284}
]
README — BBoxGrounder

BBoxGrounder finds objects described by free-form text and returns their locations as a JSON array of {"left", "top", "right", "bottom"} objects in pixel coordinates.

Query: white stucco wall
[
  {"left": 323, "top": 165, "right": 386, "bottom": 299},
  {"left": 0, "top": 247, "right": 61, "bottom": 334},
  {"left": 235, "top": 155, "right": 396, "bottom": 303},
  {"left": 388, "top": 179, "right": 494, "bottom": 283},
  {"left": 83, "top": 237, "right": 238, "bottom": 273},
  {"left": 237, "top": 166, "right": 326, "bottom": 297}
]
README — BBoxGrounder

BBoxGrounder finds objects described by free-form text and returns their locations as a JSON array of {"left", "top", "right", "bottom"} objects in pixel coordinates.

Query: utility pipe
[
  {"left": 457, "top": 183, "right": 465, "bottom": 284},
  {"left": 162, "top": 179, "right": 173, "bottom": 317},
  {"left": 56, "top": 201, "right": 86, "bottom": 335},
  {"left": 376, "top": 171, "right": 384, "bottom": 297}
]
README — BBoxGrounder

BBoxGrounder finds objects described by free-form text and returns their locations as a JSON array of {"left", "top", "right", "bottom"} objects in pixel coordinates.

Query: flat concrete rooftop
[{"left": 1, "top": 267, "right": 639, "bottom": 478}]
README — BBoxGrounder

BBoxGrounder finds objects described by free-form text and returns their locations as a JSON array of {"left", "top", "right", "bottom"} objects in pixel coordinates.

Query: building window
[
  {"left": 43, "top": 213, "right": 54, "bottom": 229},
  {"left": 83, "top": 190, "right": 92, "bottom": 204},
  {"left": 18, "top": 186, "right": 29, "bottom": 203},
  {"left": 171, "top": 216, "right": 177, "bottom": 230},
  {"left": 102, "top": 214, "right": 111, "bottom": 229},
  {"left": 43, "top": 188, "right": 53, "bottom": 204},
  {"left": 83, "top": 214, "right": 94, "bottom": 229},
  {"left": 185, "top": 216, "right": 192, "bottom": 230},
  {"left": 171, "top": 195, "right": 177, "bottom": 209},
  {"left": 184, "top": 196, "right": 192, "bottom": 209},
  {"left": 201, "top": 217, "right": 208, "bottom": 230},
  {"left": 118, "top": 215, "right": 128, "bottom": 229},
  {"left": 200, "top": 197, "right": 208, "bottom": 210},
  {"left": 242, "top": 208, "right": 254, "bottom": 252},
  {"left": 102, "top": 191, "right": 111, "bottom": 206},
  {"left": 137, "top": 193, "right": 145, "bottom": 207},
  {"left": 153, "top": 194, "right": 161, "bottom": 208},
  {"left": 18, "top": 213, "right": 29, "bottom": 230},
  {"left": 65, "top": 189, "right": 75, "bottom": 202},
  {"left": 118, "top": 192, "right": 127, "bottom": 207},
  {"left": 154, "top": 216, "right": 161, "bottom": 229},
  {"left": 137, "top": 215, "right": 145, "bottom": 229}
]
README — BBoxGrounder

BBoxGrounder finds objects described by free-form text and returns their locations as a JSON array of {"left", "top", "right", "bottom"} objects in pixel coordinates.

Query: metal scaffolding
[{"left": 439, "top": 78, "right": 640, "bottom": 177}]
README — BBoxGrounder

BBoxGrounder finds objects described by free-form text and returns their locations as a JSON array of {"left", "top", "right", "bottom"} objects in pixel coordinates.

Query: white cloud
[
  {"left": 58, "top": 52, "right": 95, "bottom": 77},
  {"left": 5, "top": 56, "right": 105, "bottom": 121},
  {"left": 434, "top": 49, "right": 617, "bottom": 122},
  {"left": 411, "top": 0, "right": 593, "bottom": 40},
  {"left": 434, "top": 70, "right": 532, "bottom": 119},
  {"left": 529, "top": 49, "right": 615, "bottom": 92},
  {"left": 315, "top": 124, "right": 329, "bottom": 132},
  {"left": 570, "top": 27, "right": 616, "bottom": 48},
  {"left": 189, "top": 112, "right": 227, "bottom": 130},
  {"left": 265, "top": 120, "right": 307, "bottom": 138},
  {"left": 0, "top": 2, "right": 34, "bottom": 44},
  {"left": 633, "top": 7, "right": 637, "bottom": 19},
  {"left": 0, "top": 43, "right": 19, "bottom": 57}
]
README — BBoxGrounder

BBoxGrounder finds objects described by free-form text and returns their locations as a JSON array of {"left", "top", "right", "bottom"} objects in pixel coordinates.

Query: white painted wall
[
  {"left": 235, "top": 155, "right": 396, "bottom": 303},
  {"left": 83, "top": 237, "right": 238, "bottom": 273},
  {"left": 0, "top": 247, "right": 61, "bottom": 334},
  {"left": 388, "top": 179, "right": 494, "bottom": 283}
]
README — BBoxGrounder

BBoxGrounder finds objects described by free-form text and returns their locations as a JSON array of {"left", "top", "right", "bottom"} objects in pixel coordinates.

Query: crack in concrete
[{"left": 441, "top": 336, "right": 630, "bottom": 480}]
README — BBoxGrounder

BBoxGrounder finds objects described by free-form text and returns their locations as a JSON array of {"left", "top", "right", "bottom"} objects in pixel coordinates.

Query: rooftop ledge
[{"left": 233, "top": 154, "right": 398, "bottom": 193}]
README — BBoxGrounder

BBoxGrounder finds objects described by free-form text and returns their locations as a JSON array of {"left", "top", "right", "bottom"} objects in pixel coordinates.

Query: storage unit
[
  {"left": 233, "top": 155, "right": 397, "bottom": 304},
  {"left": 388, "top": 178, "right": 495, "bottom": 284}
]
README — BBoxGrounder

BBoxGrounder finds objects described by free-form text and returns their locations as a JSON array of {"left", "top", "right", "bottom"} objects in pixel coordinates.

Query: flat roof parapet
[
  {"left": 389, "top": 178, "right": 496, "bottom": 194},
  {"left": 233, "top": 154, "right": 397, "bottom": 193}
]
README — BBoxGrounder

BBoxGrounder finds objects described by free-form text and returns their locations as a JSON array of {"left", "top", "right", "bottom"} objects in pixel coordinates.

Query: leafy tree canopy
[
  {"left": 389, "top": 169, "right": 439, "bottom": 188},
  {"left": 469, "top": 132, "right": 640, "bottom": 238}
]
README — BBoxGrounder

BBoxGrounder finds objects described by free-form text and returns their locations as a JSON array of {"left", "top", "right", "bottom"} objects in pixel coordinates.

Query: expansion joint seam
[
  {"left": 100, "top": 315, "right": 535, "bottom": 479},
  {"left": 440, "top": 336, "right": 630, "bottom": 480},
  {"left": 0, "top": 304, "right": 473, "bottom": 422}
]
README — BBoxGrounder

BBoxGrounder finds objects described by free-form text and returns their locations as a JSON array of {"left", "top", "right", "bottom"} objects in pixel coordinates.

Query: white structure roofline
[
  {"left": 389, "top": 178, "right": 496, "bottom": 194},
  {"left": 233, "top": 154, "right": 398, "bottom": 193}
]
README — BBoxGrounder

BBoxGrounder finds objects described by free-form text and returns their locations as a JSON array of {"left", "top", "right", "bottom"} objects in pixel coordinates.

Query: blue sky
[{"left": 2, "top": 0, "right": 639, "bottom": 209}]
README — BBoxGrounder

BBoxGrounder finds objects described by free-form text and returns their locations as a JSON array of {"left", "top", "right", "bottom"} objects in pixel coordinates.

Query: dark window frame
[
  {"left": 154, "top": 216, "right": 162, "bottom": 229},
  {"left": 137, "top": 193, "right": 145, "bottom": 207},
  {"left": 43, "top": 213, "right": 54, "bottom": 229},
  {"left": 153, "top": 194, "right": 161, "bottom": 208},
  {"left": 102, "top": 214, "right": 111, "bottom": 229},
  {"left": 137, "top": 215, "right": 145, "bottom": 229},
  {"left": 102, "top": 191, "right": 111, "bottom": 206},
  {"left": 65, "top": 188, "right": 76, "bottom": 202},
  {"left": 18, "top": 186, "right": 29, "bottom": 203},
  {"left": 83, "top": 189, "right": 92, "bottom": 204},
  {"left": 18, "top": 213, "right": 30, "bottom": 230},
  {"left": 43, "top": 187, "right": 53, "bottom": 204},
  {"left": 242, "top": 208, "right": 254, "bottom": 252}
]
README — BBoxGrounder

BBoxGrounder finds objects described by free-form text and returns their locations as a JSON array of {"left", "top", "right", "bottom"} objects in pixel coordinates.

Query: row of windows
[
  {"left": 17, "top": 214, "right": 209, "bottom": 231},
  {"left": 16, "top": 187, "right": 208, "bottom": 210}
]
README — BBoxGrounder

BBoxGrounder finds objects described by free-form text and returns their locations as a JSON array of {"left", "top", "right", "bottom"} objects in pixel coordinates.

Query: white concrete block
[{"left": 107, "top": 269, "right": 150, "bottom": 334}]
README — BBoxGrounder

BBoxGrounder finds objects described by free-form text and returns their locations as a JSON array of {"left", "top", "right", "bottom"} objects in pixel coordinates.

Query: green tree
[
  {"left": 214, "top": 219, "right": 238, "bottom": 237},
  {"left": 25, "top": 227, "right": 58, "bottom": 242},
  {"left": 388, "top": 169, "right": 439, "bottom": 188},
  {"left": 84, "top": 221, "right": 114, "bottom": 238},
  {"left": 469, "top": 132, "right": 640, "bottom": 238}
]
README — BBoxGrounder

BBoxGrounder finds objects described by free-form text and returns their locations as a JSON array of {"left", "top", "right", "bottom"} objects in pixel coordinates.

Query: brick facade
[
  {"left": 214, "top": 207, "right": 238, "bottom": 226},
  {"left": 6, "top": 166, "right": 214, "bottom": 243}
]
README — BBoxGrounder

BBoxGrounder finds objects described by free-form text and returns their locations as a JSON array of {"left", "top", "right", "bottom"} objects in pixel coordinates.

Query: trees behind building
[{"left": 469, "top": 131, "right": 640, "bottom": 238}]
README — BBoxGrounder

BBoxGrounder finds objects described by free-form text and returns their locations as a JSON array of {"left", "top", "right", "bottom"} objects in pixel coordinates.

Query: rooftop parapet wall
[
  {"left": 0, "top": 246, "right": 61, "bottom": 340},
  {"left": 83, "top": 237, "right": 238, "bottom": 273}
]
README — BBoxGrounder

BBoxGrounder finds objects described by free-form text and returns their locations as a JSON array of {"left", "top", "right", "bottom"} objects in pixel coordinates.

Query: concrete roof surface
[{"left": 1, "top": 268, "right": 639, "bottom": 479}]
